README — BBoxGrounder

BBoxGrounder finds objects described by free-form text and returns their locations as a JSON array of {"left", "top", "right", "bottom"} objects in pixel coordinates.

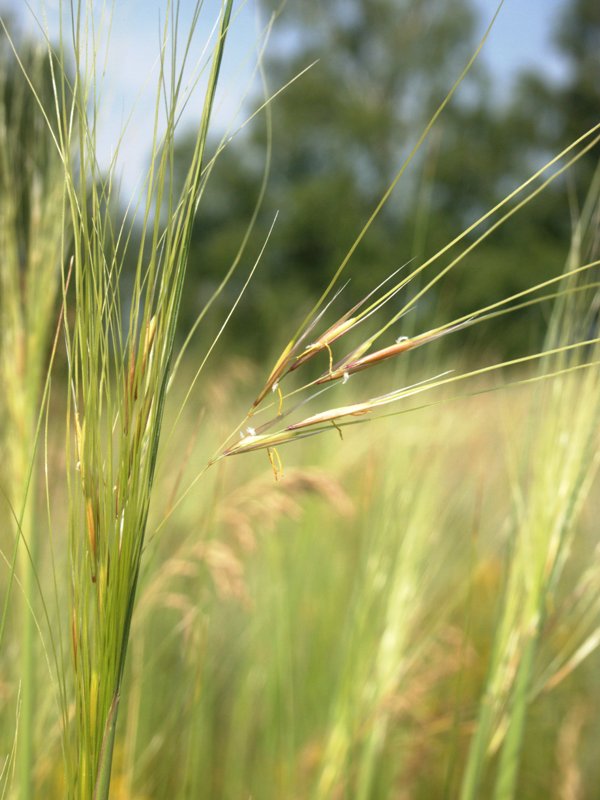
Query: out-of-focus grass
[
  {"left": 0, "top": 41, "right": 66, "bottom": 800},
  {"left": 27, "top": 359, "right": 589, "bottom": 800},
  {"left": 3, "top": 347, "right": 600, "bottom": 799}
]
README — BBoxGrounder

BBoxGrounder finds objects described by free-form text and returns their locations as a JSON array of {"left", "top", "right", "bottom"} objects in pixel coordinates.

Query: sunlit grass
[{"left": 0, "top": 1, "right": 598, "bottom": 798}]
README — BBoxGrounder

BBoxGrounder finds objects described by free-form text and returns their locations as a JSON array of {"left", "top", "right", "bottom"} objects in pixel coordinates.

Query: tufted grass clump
[
  {"left": 460, "top": 170, "right": 600, "bottom": 800},
  {"left": 48, "top": 2, "right": 235, "bottom": 796}
]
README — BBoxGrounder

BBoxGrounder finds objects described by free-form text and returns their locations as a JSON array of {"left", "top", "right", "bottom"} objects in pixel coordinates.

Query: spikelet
[
  {"left": 251, "top": 341, "right": 296, "bottom": 410},
  {"left": 291, "top": 316, "right": 358, "bottom": 372},
  {"left": 316, "top": 336, "right": 417, "bottom": 383}
]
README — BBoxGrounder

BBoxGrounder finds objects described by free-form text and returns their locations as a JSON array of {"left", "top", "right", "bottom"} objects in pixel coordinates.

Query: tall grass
[
  {"left": 0, "top": 41, "right": 65, "bottom": 800},
  {"left": 460, "top": 170, "right": 600, "bottom": 800},
  {"left": 51, "top": 3, "right": 236, "bottom": 796},
  {"left": 0, "top": 1, "right": 599, "bottom": 798}
]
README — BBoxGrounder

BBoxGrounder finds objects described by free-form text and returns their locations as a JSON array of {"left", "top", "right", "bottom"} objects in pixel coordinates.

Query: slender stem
[
  {"left": 18, "top": 493, "right": 36, "bottom": 800},
  {"left": 493, "top": 629, "right": 539, "bottom": 800}
]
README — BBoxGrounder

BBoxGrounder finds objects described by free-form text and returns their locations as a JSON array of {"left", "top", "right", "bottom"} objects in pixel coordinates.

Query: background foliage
[{"left": 170, "top": 0, "right": 599, "bottom": 357}]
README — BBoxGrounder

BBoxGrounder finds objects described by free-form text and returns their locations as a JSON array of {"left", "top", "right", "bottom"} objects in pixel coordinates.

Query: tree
[
  {"left": 171, "top": 0, "right": 597, "bottom": 358},
  {"left": 174, "top": 0, "right": 489, "bottom": 355}
]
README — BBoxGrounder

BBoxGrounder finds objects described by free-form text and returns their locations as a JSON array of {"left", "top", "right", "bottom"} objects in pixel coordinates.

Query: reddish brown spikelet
[{"left": 316, "top": 337, "right": 416, "bottom": 384}]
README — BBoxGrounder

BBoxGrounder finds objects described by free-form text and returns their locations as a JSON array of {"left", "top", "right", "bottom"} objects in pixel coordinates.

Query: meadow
[{"left": 0, "top": 1, "right": 599, "bottom": 798}]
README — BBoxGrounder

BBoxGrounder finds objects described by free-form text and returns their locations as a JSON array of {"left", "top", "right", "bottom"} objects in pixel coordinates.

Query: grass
[
  {"left": 0, "top": 40, "right": 66, "bottom": 799},
  {"left": 460, "top": 180, "right": 600, "bottom": 800},
  {"left": 0, "top": 1, "right": 599, "bottom": 798},
  {"left": 102, "top": 372, "right": 600, "bottom": 799}
]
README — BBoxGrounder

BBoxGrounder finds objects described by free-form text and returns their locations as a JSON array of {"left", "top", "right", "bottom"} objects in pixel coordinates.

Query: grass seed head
[
  {"left": 291, "top": 316, "right": 358, "bottom": 372},
  {"left": 252, "top": 341, "right": 296, "bottom": 409}
]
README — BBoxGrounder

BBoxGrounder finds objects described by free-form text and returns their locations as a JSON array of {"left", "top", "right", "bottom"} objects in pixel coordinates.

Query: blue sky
[
  {"left": 474, "top": 0, "right": 567, "bottom": 84},
  {"left": 3, "top": 0, "right": 569, "bottom": 197}
]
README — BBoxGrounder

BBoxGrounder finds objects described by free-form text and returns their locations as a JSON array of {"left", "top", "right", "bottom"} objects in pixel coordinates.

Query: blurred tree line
[
  {"left": 1, "top": 0, "right": 598, "bottom": 360},
  {"left": 175, "top": 0, "right": 599, "bottom": 358}
]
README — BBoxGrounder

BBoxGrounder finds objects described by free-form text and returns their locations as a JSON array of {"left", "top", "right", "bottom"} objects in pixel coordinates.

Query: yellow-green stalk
[
  {"left": 49, "top": 2, "right": 234, "bottom": 796},
  {"left": 460, "top": 170, "right": 600, "bottom": 800},
  {"left": 0, "top": 42, "right": 65, "bottom": 800}
]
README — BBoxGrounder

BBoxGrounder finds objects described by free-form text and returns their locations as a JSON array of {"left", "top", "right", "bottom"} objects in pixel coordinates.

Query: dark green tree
[
  {"left": 513, "top": 0, "right": 599, "bottom": 163},
  {"left": 174, "top": 0, "right": 488, "bottom": 355},
  {"left": 172, "top": 0, "right": 598, "bottom": 358}
]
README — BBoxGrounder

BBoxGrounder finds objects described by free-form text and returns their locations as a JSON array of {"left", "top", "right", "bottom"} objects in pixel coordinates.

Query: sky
[
  {"left": 474, "top": 0, "right": 567, "bottom": 84},
  {"left": 2, "top": 0, "right": 570, "bottom": 198}
]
